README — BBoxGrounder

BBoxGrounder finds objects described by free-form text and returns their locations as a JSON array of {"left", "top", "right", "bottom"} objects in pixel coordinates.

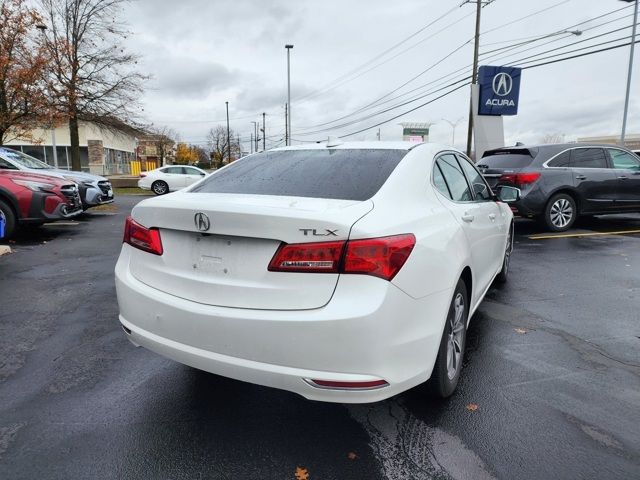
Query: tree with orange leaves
[{"left": 0, "top": 0, "right": 50, "bottom": 145}]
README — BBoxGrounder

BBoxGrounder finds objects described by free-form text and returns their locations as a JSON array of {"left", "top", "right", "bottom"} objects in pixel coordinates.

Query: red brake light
[
  {"left": 268, "top": 234, "right": 415, "bottom": 281},
  {"left": 123, "top": 216, "right": 163, "bottom": 255},
  {"left": 343, "top": 234, "right": 415, "bottom": 280},
  {"left": 499, "top": 172, "right": 540, "bottom": 186},
  {"left": 268, "top": 240, "right": 345, "bottom": 273}
]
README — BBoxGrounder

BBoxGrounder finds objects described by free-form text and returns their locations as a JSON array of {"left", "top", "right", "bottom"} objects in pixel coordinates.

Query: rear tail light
[
  {"left": 268, "top": 234, "right": 415, "bottom": 281},
  {"left": 268, "top": 241, "right": 345, "bottom": 273},
  {"left": 123, "top": 216, "right": 163, "bottom": 255},
  {"left": 343, "top": 234, "right": 415, "bottom": 280},
  {"left": 499, "top": 172, "right": 540, "bottom": 187}
]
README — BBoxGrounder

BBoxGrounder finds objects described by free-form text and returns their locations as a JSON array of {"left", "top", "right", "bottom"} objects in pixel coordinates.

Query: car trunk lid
[{"left": 128, "top": 192, "right": 373, "bottom": 310}]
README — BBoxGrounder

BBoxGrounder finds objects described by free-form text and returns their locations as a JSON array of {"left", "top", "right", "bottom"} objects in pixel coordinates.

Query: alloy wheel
[
  {"left": 153, "top": 182, "right": 168, "bottom": 195},
  {"left": 446, "top": 293, "right": 465, "bottom": 380},
  {"left": 550, "top": 198, "right": 573, "bottom": 228}
]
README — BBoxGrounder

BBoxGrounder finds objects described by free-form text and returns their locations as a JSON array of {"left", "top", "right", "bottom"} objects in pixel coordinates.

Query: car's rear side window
[
  {"left": 190, "top": 149, "right": 407, "bottom": 201},
  {"left": 571, "top": 148, "right": 607, "bottom": 169},
  {"left": 547, "top": 151, "right": 571, "bottom": 167},
  {"left": 436, "top": 154, "right": 473, "bottom": 202}
]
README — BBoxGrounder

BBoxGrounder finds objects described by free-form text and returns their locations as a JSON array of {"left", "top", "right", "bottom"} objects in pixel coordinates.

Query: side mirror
[
  {"left": 200, "top": 172, "right": 206, "bottom": 176},
  {"left": 496, "top": 186, "right": 521, "bottom": 202}
]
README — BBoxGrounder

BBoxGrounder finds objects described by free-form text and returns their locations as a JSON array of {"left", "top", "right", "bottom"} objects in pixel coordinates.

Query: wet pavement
[{"left": 1, "top": 196, "right": 639, "bottom": 479}]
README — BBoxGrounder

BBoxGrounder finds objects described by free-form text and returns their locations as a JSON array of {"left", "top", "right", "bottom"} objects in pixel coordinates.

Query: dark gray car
[{"left": 478, "top": 143, "right": 640, "bottom": 231}]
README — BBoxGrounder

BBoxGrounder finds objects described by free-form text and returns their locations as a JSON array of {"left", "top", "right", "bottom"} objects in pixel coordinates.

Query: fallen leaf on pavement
[
  {"left": 295, "top": 466, "right": 309, "bottom": 480},
  {"left": 347, "top": 452, "right": 358, "bottom": 460},
  {"left": 466, "top": 403, "right": 479, "bottom": 411},
  {"left": 514, "top": 328, "right": 528, "bottom": 334}
]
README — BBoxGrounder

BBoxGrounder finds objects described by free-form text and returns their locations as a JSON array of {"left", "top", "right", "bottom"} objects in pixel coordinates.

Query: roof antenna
[{"left": 326, "top": 135, "right": 342, "bottom": 148}]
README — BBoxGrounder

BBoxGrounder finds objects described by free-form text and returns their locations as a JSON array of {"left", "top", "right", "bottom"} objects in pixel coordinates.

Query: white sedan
[
  {"left": 138, "top": 165, "right": 207, "bottom": 195},
  {"left": 116, "top": 142, "right": 516, "bottom": 403}
]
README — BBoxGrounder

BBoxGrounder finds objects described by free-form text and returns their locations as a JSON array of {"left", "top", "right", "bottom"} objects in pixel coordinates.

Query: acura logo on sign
[
  {"left": 492, "top": 72, "right": 513, "bottom": 96},
  {"left": 194, "top": 212, "right": 210, "bottom": 232}
]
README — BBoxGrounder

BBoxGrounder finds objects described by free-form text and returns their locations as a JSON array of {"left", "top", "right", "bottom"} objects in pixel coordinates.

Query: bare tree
[
  {"left": 206, "top": 125, "right": 240, "bottom": 169},
  {"left": 0, "top": 0, "right": 50, "bottom": 145},
  {"left": 149, "top": 125, "right": 176, "bottom": 166},
  {"left": 540, "top": 132, "right": 565, "bottom": 144},
  {"left": 39, "top": 0, "right": 146, "bottom": 170}
]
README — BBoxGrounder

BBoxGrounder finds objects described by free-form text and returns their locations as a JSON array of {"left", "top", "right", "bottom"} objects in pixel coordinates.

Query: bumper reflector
[{"left": 307, "top": 379, "right": 389, "bottom": 390}]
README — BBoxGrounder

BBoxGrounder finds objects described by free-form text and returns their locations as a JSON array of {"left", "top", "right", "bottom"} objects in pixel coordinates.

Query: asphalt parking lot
[{"left": 1, "top": 195, "right": 639, "bottom": 480}]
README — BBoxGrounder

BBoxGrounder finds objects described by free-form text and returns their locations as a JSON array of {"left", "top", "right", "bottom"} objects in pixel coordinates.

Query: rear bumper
[{"left": 115, "top": 245, "right": 453, "bottom": 403}]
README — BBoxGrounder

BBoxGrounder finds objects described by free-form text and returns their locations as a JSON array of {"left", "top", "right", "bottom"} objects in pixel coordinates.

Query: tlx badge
[{"left": 299, "top": 229, "right": 338, "bottom": 237}]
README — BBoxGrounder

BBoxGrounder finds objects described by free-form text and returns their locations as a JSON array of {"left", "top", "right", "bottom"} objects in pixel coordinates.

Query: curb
[{"left": 0, "top": 245, "right": 12, "bottom": 256}]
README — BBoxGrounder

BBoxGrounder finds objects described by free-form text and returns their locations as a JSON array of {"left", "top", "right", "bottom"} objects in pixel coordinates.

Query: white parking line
[{"left": 529, "top": 229, "right": 640, "bottom": 240}]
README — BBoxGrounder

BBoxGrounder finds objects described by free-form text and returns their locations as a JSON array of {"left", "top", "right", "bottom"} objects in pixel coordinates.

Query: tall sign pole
[
  {"left": 285, "top": 45, "right": 294, "bottom": 146},
  {"left": 466, "top": 0, "right": 483, "bottom": 158},
  {"left": 620, "top": 0, "right": 639, "bottom": 146},
  {"left": 225, "top": 101, "right": 231, "bottom": 163}
]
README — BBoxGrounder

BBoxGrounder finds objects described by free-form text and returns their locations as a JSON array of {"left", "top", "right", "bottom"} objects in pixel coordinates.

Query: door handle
[
  {"left": 462, "top": 214, "right": 475, "bottom": 223},
  {"left": 488, "top": 213, "right": 496, "bottom": 221},
  {"left": 576, "top": 175, "right": 587, "bottom": 180}
]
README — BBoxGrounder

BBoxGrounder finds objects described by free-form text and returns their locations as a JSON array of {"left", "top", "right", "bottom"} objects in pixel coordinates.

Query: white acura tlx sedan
[{"left": 115, "top": 141, "right": 517, "bottom": 403}]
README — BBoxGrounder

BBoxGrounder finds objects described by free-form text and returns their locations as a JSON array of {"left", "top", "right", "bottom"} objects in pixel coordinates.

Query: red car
[{"left": 0, "top": 170, "right": 83, "bottom": 238}]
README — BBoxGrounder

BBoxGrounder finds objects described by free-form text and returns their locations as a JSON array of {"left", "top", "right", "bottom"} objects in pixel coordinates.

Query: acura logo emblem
[
  {"left": 492, "top": 72, "right": 513, "bottom": 97},
  {"left": 194, "top": 212, "right": 210, "bottom": 232}
]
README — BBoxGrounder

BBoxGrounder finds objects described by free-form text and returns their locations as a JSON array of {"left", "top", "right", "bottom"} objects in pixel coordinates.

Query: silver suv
[{"left": 0, "top": 147, "right": 114, "bottom": 210}]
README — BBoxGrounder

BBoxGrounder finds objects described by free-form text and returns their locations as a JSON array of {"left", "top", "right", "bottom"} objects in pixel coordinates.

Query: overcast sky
[{"left": 124, "top": 0, "right": 639, "bottom": 151}]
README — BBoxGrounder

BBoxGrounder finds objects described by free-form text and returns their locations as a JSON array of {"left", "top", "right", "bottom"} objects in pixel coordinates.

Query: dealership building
[
  {"left": 576, "top": 134, "right": 640, "bottom": 151},
  {"left": 4, "top": 119, "right": 140, "bottom": 176}
]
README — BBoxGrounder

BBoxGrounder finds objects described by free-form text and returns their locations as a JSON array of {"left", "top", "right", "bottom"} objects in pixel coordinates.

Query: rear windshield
[
  {"left": 480, "top": 149, "right": 537, "bottom": 169},
  {"left": 190, "top": 149, "right": 407, "bottom": 201}
]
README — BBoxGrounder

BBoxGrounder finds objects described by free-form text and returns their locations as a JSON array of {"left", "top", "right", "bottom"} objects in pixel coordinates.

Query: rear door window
[
  {"left": 432, "top": 163, "right": 452, "bottom": 199},
  {"left": 571, "top": 148, "right": 607, "bottom": 168},
  {"left": 164, "top": 167, "right": 184, "bottom": 174},
  {"left": 436, "top": 154, "right": 473, "bottom": 202},
  {"left": 191, "top": 149, "right": 407, "bottom": 201}
]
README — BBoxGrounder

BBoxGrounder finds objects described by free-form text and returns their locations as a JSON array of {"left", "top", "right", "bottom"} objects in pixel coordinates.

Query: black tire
[
  {"left": 543, "top": 193, "right": 577, "bottom": 232},
  {"left": 496, "top": 222, "right": 513, "bottom": 284},
  {"left": 151, "top": 180, "right": 169, "bottom": 195},
  {"left": 428, "top": 278, "right": 468, "bottom": 398},
  {"left": 0, "top": 199, "right": 17, "bottom": 239}
]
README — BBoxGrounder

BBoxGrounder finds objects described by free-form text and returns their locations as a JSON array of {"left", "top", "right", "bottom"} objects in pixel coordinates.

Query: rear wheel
[
  {"left": 0, "top": 199, "right": 17, "bottom": 239},
  {"left": 151, "top": 180, "right": 169, "bottom": 195},
  {"left": 496, "top": 222, "right": 513, "bottom": 284},
  {"left": 544, "top": 193, "right": 577, "bottom": 232},
  {"left": 428, "top": 278, "right": 468, "bottom": 398}
]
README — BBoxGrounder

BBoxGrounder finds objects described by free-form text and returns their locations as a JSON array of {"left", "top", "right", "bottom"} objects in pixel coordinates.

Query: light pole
[
  {"left": 620, "top": 0, "right": 638, "bottom": 146},
  {"left": 251, "top": 121, "right": 258, "bottom": 152},
  {"left": 442, "top": 118, "right": 464, "bottom": 147},
  {"left": 262, "top": 112, "right": 266, "bottom": 151},
  {"left": 225, "top": 102, "right": 231, "bottom": 163},
  {"left": 285, "top": 44, "right": 294, "bottom": 145},
  {"left": 36, "top": 24, "right": 58, "bottom": 169}
]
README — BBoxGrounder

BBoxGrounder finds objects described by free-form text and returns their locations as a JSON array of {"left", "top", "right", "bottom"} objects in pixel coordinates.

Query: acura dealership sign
[{"left": 478, "top": 65, "right": 522, "bottom": 116}]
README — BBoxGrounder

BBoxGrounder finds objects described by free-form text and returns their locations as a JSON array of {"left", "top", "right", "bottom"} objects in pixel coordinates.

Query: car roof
[
  {"left": 484, "top": 142, "right": 635, "bottom": 159},
  {"left": 270, "top": 141, "right": 454, "bottom": 153}
]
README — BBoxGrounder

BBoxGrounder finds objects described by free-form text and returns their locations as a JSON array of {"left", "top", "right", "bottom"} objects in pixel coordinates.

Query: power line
[{"left": 295, "top": 6, "right": 635, "bottom": 134}]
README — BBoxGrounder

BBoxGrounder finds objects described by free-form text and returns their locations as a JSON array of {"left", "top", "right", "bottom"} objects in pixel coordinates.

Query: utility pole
[
  {"left": 463, "top": 0, "right": 495, "bottom": 159},
  {"left": 225, "top": 101, "right": 231, "bottom": 163},
  {"left": 285, "top": 44, "right": 294, "bottom": 145},
  {"left": 285, "top": 103, "right": 289, "bottom": 146},
  {"left": 620, "top": 0, "right": 639, "bottom": 146},
  {"left": 377, "top": 128, "right": 381, "bottom": 141},
  {"left": 250, "top": 132, "right": 254, "bottom": 154},
  {"left": 237, "top": 134, "right": 241, "bottom": 158},
  {"left": 262, "top": 112, "right": 266, "bottom": 151}
]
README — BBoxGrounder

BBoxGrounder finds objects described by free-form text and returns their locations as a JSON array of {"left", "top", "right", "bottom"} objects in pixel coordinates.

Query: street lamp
[
  {"left": 285, "top": 44, "right": 294, "bottom": 146},
  {"left": 225, "top": 101, "right": 231, "bottom": 163},
  {"left": 35, "top": 24, "right": 58, "bottom": 169},
  {"left": 441, "top": 118, "right": 464, "bottom": 147},
  {"left": 251, "top": 121, "right": 258, "bottom": 152},
  {"left": 619, "top": 0, "right": 638, "bottom": 146}
]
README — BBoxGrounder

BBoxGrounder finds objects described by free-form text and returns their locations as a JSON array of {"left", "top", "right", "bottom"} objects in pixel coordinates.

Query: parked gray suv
[
  {"left": 0, "top": 147, "right": 114, "bottom": 210},
  {"left": 478, "top": 143, "right": 640, "bottom": 231}
]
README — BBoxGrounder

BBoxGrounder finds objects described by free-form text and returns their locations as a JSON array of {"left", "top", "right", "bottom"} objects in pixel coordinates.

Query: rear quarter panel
[{"left": 350, "top": 146, "right": 470, "bottom": 301}]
